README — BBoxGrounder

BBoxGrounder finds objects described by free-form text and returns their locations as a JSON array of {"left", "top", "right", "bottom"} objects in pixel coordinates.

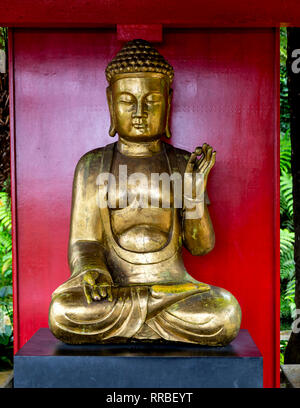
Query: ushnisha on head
[
  {"left": 105, "top": 39, "right": 174, "bottom": 84},
  {"left": 106, "top": 39, "right": 174, "bottom": 141}
]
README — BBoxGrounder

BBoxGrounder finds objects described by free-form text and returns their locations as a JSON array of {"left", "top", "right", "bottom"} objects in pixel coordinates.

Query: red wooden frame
[
  {"left": 0, "top": 0, "right": 300, "bottom": 27},
  {"left": 117, "top": 24, "right": 163, "bottom": 42}
]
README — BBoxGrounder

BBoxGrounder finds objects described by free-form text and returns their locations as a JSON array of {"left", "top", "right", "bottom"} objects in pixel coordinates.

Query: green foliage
[
  {"left": 285, "top": 278, "right": 296, "bottom": 318},
  {"left": 0, "top": 28, "right": 7, "bottom": 51},
  {"left": 0, "top": 191, "right": 12, "bottom": 281},
  {"left": 280, "top": 173, "right": 293, "bottom": 222},
  {"left": 280, "top": 131, "right": 291, "bottom": 175},
  {"left": 280, "top": 141, "right": 294, "bottom": 231},
  {"left": 280, "top": 28, "right": 287, "bottom": 65},
  {"left": 280, "top": 340, "right": 288, "bottom": 364},
  {"left": 0, "top": 190, "right": 13, "bottom": 368},
  {"left": 279, "top": 28, "right": 296, "bottom": 364},
  {"left": 280, "top": 229, "right": 295, "bottom": 280},
  {"left": 0, "top": 25, "right": 11, "bottom": 369},
  {"left": 280, "top": 229, "right": 295, "bottom": 321},
  {"left": 280, "top": 28, "right": 290, "bottom": 134}
]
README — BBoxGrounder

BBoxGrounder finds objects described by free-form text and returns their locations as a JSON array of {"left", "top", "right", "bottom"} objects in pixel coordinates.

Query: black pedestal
[{"left": 14, "top": 328, "right": 263, "bottom": 388}]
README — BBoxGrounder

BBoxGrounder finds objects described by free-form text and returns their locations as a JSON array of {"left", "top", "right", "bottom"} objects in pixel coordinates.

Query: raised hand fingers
[
  {"left": 186, "top": 146, "right": 202, "bottom": 173},
  {"left": 197, "top": 146, "right": 212, "bottom": 172},
  {"left": 208, "top": 151, "right": 216, "bottom": 171},
  {"left": 197, "top": 146, "right": 216, "bottom": 173}
]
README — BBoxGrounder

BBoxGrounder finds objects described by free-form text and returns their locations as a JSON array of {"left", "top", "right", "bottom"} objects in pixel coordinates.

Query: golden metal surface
[{"left": 49, "top": 39, "right": 241, "bottom": 345}]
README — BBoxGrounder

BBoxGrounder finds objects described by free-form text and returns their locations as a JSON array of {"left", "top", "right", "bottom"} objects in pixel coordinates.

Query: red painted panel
[
  {"left": 117, "top": 25, "right": 162, "bottom": 42},
  {"left": 10, "top": 28, "right": 279, "bottom": 387},
  {"left": 0, "top": 0, "right": 300, "bottom": 27}
]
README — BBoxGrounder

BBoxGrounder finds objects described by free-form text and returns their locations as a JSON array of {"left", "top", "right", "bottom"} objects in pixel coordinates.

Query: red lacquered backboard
[
  {"left": 9, "top": 28, "right": 279, "bottom": 387},
  {"left": 1, "top": 0, "right": 300, "bottom": 27}
]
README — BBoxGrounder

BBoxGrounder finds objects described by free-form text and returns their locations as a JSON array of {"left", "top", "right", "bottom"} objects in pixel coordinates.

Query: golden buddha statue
[{"left": 49, "top": 39, "right": 241, "bottom": 345}]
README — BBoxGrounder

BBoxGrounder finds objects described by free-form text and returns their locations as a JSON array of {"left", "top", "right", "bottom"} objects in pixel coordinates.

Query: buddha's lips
[{"left": 132, "top": 123, "right": 148, "bottom": 130}]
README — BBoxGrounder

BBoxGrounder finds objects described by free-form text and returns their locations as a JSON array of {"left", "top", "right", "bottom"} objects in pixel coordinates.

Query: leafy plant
[
  {"left": 0, "top": 26, "right": 12, "bottom": 370},
  {"left": 280, "top": 28, "right": 290, "bottom": 135},
  {"left": 279, "top": 28, "right": 297, "bottom": 363},
  {"left": 280, "top": 340, "right": 288, "bottom": 365},
  {"left": 280, "top": 228, "right": 295, "bottom": 325},
  {"left": 280, "top": 229, "right": 295, "bottom": 279},
  {"left": 281, "top": 173, "right": 293, "bottom": 216},
  {"left": 280, "top": 130, "right": 291, "bottom": 175},
  {"left": 0, "top": 190, "right": 13, "bottom": 368},
  {"left": 284, "top": 278, "right": 296, "bottom": 318},
  {"left": 0, "top": 28, "right": 7, "bottom": 51}
]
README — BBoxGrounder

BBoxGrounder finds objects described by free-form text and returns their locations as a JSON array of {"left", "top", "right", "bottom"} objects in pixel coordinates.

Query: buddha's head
[{"left": 105, "top": 39, "right": 174, "bottom": 142}]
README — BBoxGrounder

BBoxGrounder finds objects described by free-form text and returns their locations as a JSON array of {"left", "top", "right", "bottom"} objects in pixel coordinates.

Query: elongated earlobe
[
  {"left": 165, "top": 89, "right": 172, "bottom": 139},
  {"left": 106, "top": 87, "right": 117, "bottom": 137},
  {"left": 165, "top": 126, "right": 172, "bottom": 139},
  {"left": 109, "top": 124, "right": 117, "bottom": 137}
]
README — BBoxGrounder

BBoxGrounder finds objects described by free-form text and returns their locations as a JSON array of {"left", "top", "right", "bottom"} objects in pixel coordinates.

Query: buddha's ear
[
  {"left": 106, "top": 86, "right": 117, "bottom": 137},
  {"left": 165, "top": 88, "right": 173, "bottom": 139}
]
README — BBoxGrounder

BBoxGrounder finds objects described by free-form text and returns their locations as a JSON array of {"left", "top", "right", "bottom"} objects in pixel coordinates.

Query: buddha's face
[{"left": 108, "top": 74, "right": 171, "bottom": 142}]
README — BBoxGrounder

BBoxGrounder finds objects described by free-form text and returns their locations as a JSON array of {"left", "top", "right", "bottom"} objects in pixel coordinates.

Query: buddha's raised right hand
[
  {"left": 82, "top": 270, "right": 114, "bottom": 304},
  {"left": 185, "top": 143, "right": 216, "bottom": 192}
]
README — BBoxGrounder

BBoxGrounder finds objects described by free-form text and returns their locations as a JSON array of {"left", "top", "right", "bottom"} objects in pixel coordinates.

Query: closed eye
[
  {"left": 118, "top": 93, "right": 135, "bottom": 104},
  {"left": 120, "top": 100, "right": 134, "bottom": 104},
  {"left": 145, "top": 93, "right": 163, "bottom": 103}
]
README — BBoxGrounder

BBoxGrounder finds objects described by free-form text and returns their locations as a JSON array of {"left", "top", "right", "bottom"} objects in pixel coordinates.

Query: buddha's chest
[
  {"left": 108, "top": 151, "right": 173, "bottom": 209},
  {"left": 107, "top": 151, "right": 174, "bottom": 253}
]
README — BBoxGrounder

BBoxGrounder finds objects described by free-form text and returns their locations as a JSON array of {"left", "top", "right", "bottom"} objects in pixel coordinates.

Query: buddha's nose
[{"left": 132, "top": 102, "right": 147, "bottom": 119}]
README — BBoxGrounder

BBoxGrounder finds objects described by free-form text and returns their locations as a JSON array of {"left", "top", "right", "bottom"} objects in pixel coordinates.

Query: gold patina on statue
[{"left": 49, "top": 39, "right": 241, "bottom": 345}]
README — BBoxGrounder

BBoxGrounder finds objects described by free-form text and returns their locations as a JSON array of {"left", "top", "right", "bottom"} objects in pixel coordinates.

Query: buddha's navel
[{"left": 117, "top": 224, "right": 169, "bottom": 252}]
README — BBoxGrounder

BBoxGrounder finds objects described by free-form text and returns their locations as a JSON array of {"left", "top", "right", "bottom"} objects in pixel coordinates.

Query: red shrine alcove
[{"left": 1, "top": 0, "right": 286, "bottom": 388}]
